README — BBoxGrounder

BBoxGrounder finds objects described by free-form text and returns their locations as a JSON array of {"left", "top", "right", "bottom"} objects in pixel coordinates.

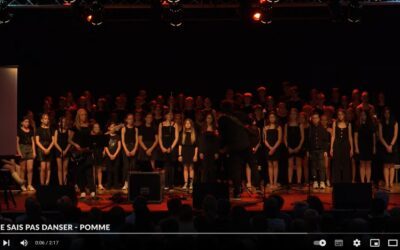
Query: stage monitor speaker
[
  {"left": 193, "top": 183, "right": 229, "bottom": 209},
  {"left": 332, "top": 183, "right": 372, "bottom": 210},
  {"left": 36, "top": 186, "right": 76, "bottom": 211},
  {"left": 128, "top": 171, "right": 164, "bottom": 203}
]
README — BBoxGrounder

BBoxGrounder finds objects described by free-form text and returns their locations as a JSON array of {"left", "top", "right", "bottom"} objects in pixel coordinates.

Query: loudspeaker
[
  {"left": 193, "top": 183, "right": 230, "bottom": 209},
  {"left": 333, "top": 183, "right": 372, "bottom": 210},
  {"left": 128, "top": 171, "right": 164, "bottom": 203},
  {"left": 36, "top": 186, "right": 76, "bottom": 211}
]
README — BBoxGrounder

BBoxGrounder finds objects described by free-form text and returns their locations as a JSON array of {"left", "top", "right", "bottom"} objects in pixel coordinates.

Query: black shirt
[
  {"left": 106, "top": 134, "right": 120, "bottom": 155},
  {"left": 18, "top": 128, "right": 34, "bottom": 145},
  {"left": 308, "top": 124, "right": 330, "bottom": 152},
  {"left": 139, "top": 125, "right": 157, "bottom": 142},
  {"left": 36, "top": 127, "right": 54, "bottom": 147},
  {"left": 71, "top": 126, "right": 91, "bottom": 148}
]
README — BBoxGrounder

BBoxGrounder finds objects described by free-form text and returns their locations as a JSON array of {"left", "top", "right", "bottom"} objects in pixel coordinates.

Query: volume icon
[{"left": 20, "top": 240, "right": 28, "bottom": 247}]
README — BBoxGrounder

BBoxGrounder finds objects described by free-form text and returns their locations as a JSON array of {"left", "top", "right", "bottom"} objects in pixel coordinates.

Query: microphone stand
[
  {"left": 262, "top": 110, "right": 267, "bottom": 200},
  {"left": 166, "top": 92, "right": 173, "bottom": 193},
  {"left": 60, "top": 121, "right": 65, "bottom": 186},
  {"left": 308, "top": 153, "right": 313, "bottom": 199}
]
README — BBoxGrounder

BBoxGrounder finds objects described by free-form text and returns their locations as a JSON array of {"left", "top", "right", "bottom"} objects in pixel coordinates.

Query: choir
[{"left": 11, "top": 85, "right": 399, "bottom": 198}]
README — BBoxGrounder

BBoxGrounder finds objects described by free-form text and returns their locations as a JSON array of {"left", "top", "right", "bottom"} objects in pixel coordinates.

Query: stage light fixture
[
  {"left": 252, "top": 11, "right": 262, "bottom": 22},
  {"left": 347, "top": 0, "right": 362, "bottom": 23},
  {"left": 0, "top": 1, "right": 13, "bottom": 25},
  {"left": 252, "top": 1, "right": 273, "bottom": 25},
  {"left": 85, "top": 1, "right": 103, "bottom": 26},
  {"left": 63, "top": 0, "right": 77, "bottom": 6},
  {"left": 167, "top": 0, "right": 183, "bottom": 28},
  {"left": 86, "top": 14, "right": 93, "bottom": 22}
]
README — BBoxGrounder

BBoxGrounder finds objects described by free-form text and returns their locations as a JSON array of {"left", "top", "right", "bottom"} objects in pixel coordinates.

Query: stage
[{"left": 1, "top": 185, "right": 400, "bottom": 214}]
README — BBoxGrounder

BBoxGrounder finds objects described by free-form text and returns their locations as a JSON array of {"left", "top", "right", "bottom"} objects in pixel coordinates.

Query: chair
[{"left": 0, "top": 169, "right": 17, "bottom": 211}]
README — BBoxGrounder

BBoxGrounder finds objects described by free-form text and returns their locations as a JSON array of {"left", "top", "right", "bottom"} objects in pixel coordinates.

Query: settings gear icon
[{"left": 353, "top": 239, "right": 361, "bottom": 247}]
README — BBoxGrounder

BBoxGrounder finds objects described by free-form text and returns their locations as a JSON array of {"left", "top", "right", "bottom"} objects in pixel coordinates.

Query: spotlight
[
  {"left": 252, "top": 11, "right": 262, "bottom": 22},
  {"left": 166, "top": 0, "right": 183, "bottom": 28},
  {"left": 85, "top": 1, "right": 103, "bottom": 26},
  {"left": 86, "top": 14, "right": 93, "bottom": 22},
  {"left": 0, "top": 1, "right": 13, "bottom": 25},
  {"left": 347, "top": 0, "right": 362, "bottom": 23},
  {"left": 252, "top": 1, "right": 273, "bottom": 25}
]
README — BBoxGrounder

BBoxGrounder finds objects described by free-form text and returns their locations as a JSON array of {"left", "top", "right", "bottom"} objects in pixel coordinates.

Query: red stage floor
[{"left": 1, "top": 187, "right": 400, "bottom": 213}]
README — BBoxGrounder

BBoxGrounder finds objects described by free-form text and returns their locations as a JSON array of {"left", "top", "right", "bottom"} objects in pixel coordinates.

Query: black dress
[
  {"left": 254, "top": 119, "right": 267, "bottom": 168},
  {"left": 332, "top": 125, "right": 351, "bottom": 183},
  {"left": 180, "top": 131, "right": 197, "bottom": 165},
  {"left": 381, "top": 121, "right": 399, "bottom": 164},
  {"left": 287, "top": 125, "right": 302, "bottom": 157},
  {"left": 138, "top": 125, "right": 158, "bottom": 161},
  {"left": 357, "top": 123, "right": 374, "bottom": 161},
  {"left": 90, "top": 134, "right": 106, "bottom": 166},
  {"left": 248, "top": 126, "right": 261, "bottom": 164},
  {"left": 123, "top": 127, "right": 136, "bottom": 152},
  {"left": 55, "top": 130, "right": 69, "bottom": 158},
  {"left": 18, "top": 128, "right": 34, "bottom": 160},
  {"left": 71, "top": 126, "right": 91, "bottom": 149},
  {"left": 302, "top": 126, "right": 310, "bottom": 156},
  {"left": 36, "top": 127, "right": 54, "bottom": 162},
  {"left": 161, "top": 124, "right": 177, "bottom": 161},
  {"left": 198, "top": 131, "right": 220, "bottom": 183},
  {"left": 106, "top": 134, "right": 121, "bottom": 187},
  {"left": 265, "top": 127, "right": 280, "bottom": 161}
]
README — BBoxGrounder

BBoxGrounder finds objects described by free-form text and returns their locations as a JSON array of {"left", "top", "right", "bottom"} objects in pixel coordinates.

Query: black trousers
[
  {"left": 309, "top": 150, "right": 326, "bottom": 182},
  {"left": 76, "top": 154, "right": 95, "bottom": 193},
  {"left": 122, "top": 151, "right": 136, "bottom": 182},
  {"left": 227, "top": 148, "right": 256, "bottom": 195},
  {"left": 107, "top": 157, "right": 120, "bottom": 188}
]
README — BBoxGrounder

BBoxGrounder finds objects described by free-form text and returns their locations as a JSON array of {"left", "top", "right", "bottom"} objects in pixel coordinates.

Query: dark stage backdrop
[{"left": 0, "top": 9, "right": 399, "bottom": 115}]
